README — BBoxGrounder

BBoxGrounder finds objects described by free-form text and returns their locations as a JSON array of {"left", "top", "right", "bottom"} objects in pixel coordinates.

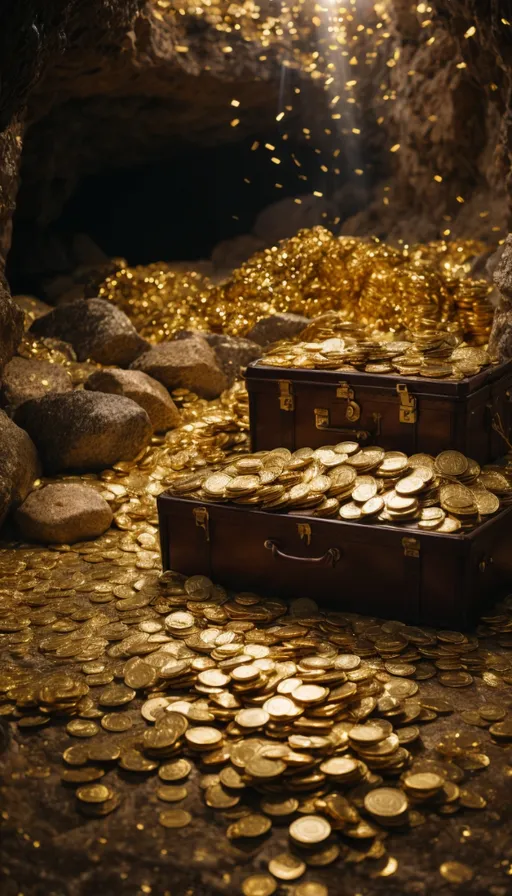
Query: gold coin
[
  {"left": 158, "top": 759, "right": 192, "bottom": 782},
  {"left": 403, "top": 772, "right": 444, "bottom": 793},
  {"left": 66, "top": 719, "right": 100, "bottom": 738},
  {"left": 268, "top": 853, "right": 306, "bottom": 881},
  {"left": 260, "top": 797, "right": 299, "bottom": 817},
  {"left": 292, "top": 684, "right": 329, "bottom": 705},
  {"left": 230, "top": 814, "right": 272, "bottom": 838},
  {"left": 241, "top": 874, "right": 277, "bottom": 896},
  {"left": 439, "top": 862, "right": 474, "bottom": 884},
  {"left": 305, "top": 844, "right": 340, "bottom": 866},
  {"left": 435, "top": 451, "right": 469, "bottom": 477},
  {"left": 76, "top": 783, "right": 112, "bottom": 804},
  {"left": 349, "top": 724, "right": 386, "bottom": 745},
  {"left": 185, "top": 726, "right": 223, "bottom": 749},
  {"left": 158, "top": 808, "right": 192, "bottom": 828},
  {"left": 339, "top": 502, "right": 362, "bottom": 521},
  {"left": 294, "top": 884, "right": 328, "bottom": 896},
  {"left": 236, "top": 708, "right": 270, "bottom": 729},
  {"left": 289, "top": 815, "right": 332, "bottom": 845},
  {"left": 364, "top": 788, "right": 408, "bottom": 819},
  {"left": 157, "top": 785, "right": 188, "bottom": 802}
]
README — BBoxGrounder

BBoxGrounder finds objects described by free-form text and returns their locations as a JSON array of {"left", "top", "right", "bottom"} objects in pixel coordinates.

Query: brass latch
[
  {"left": 402, "top": 536, "right": 420, "bottom": 558},
  {"left": 337, "top": 381, "right": 361, "bottom": 422},
  {"left": 193, "top": 506, "right": 210, "bottom": 541},
  {"left": 396, "top": 384, "right": 417, "bottom": 424},
  {"left": 297, "top": 523, "right": 312, "bottom": 545},
  {"left": 278, "top": 380, "right": 294, "bottom": 411},
  {"left": 314, "top": 407, "right": 330, "bottom": 429}
]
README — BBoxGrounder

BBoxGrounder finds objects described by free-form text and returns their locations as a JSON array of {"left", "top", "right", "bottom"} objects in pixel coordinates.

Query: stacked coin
[
  {"left": 169, "top": 445, "right": 511, "bottom": 533},
  {"left": 256, "top": 316, "right": 494, "bottom": 380}
]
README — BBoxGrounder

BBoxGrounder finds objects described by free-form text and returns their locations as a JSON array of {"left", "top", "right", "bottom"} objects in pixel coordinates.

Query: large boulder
[
  {"left": 131, "top": 335, "right": 228, "bottom": 399},
  {"left": 246, "top": 313, "right": 310, "bottom": 347},
  {"left": 15, "top": 391, "right": 152, "bottom": 473},
  {"left": 85, "top": 368, "right": 180, "bottom": 433},
  {"left": 30, "top": 298, "right": 148, "bottom": 366},
  {"left": 0, "top": 410, "right": 40, "bottom": 527},
  {"left": 1, "top": 356, "right": 73, "bottom": 410},
  {"left": 15, "top": 483, "right": 113, "bottom": 544},
  {"left": 199, "top": 333, "right": 261, "bottom": 386},
  {"left": 0, "top": 273, "right": 24, "bottom": 374}
]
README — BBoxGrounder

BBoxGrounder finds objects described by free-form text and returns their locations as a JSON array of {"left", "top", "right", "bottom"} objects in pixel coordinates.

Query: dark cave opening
[
  {"left": 7, "top": 119, "right": 372, "bottom": 301},
  {"left": 6, "top": 125, "right": 369, "bottom": 299}
]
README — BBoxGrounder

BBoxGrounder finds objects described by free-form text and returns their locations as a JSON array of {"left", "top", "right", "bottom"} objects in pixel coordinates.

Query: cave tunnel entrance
[{"left": 6, "top": 123, "right": 370, "bottom": 301}]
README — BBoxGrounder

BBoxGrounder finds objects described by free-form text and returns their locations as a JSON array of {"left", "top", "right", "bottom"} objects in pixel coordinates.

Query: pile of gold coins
[
  {"left": 98, "top": 229, "right": 494, "bottom": 345},
  {"left": 257, "top": 314, "right": 494, "bottom": 380},
  {"left": 168, "top": 444, "right": 512, "bottom": 532}
]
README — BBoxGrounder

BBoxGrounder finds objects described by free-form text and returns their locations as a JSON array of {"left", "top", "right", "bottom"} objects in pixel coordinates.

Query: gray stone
[
  {"left": 1, "top": 356, "right": 73, "bottom": 411},
  {"left": 15, "top": 483, "right": 113, "bottom": 545},
  {"left": 30, "top": 298, "right": 148, "bottom": 366},
  {"left": 131, "top": 335, "right": 228, "bottom": 399},
  {"left": 246, "top": 313, "right": 310, "bottom": 347},
  {"left": 85, "top": 368, "right": 180, "bottom": 433},
  {"left": 15, "top": 391, "right": 152, "bottom": 473},
  {"left": 0, "top": 410, "right": 40, "bottom": 527},
  {"left": 492, "top": 234, "right": 512, "bottom": 301},
  {"left": 0, "top": 272, "right": 24, "bottom": 374},
  {"left": 211, "top": 234, "right": 265, "bottom": 271},
  {"left": 11, "top": 294, "right": 53, "bottom": 327},
  {"left": 200, "top": 333, "right": 261, "bottom": 386},
  {"left": 253, "top": 195, "right": 332, "bottom": 245}
]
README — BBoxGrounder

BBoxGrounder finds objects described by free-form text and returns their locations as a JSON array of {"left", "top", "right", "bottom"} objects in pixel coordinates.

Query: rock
[
  {"left": 253, "top": 196, "right": 332, "bottom": 246},
  {"left": 15, "top": 391, "right": 152, "bottom": 473},
  {"left": 0, "top": 410, "right": 40, "bottom": 527},
  {"left": 492, "top": 235, "right": 512, "bottom": 301},
  {"left": 200, "top": 333, "right": 261, "bottom": 386},
  {"left": 15, "top": 483, "right": 113, "bottom": 544},
  {"left": 0, "top": 272, "right": 24, "bottom": 374},
  {"left": 211, "top": 235, "right": 265, "bottom": 271},
  {"left": 11, "top": 294, "right": 53, "bottom": 327},
  {"left": 131, "top": 335, "right": 228, "bottom": 399},
  {"left": 30, "top": 298, "right": 148, "bottom": 366},
  {"left": 488, "top": 302, "right": 512, "bottom": 362},
  {"left": 85, "top": 368, "right": 180, "bottom": 433},
  {"left": 1, "top": 357, "right": 73, "bottom": 411},
  {"left": 246, "top": 313, "right": 310, "bottom": 346}
]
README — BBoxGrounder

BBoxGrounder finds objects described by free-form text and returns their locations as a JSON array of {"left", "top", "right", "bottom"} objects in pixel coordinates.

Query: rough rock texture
[
  {"left": 11, "top": 294, "right": 53, "bottom": 326},
  {"left": 85, "top": 367, "right": 180, "bottom": 432},
  {"left": 131, "top": 335, "right": 228, "bottom": 399},
  {"left": 210, "top": 235, "right": 266, "bottom": 271},
  {"left": 14, "top": 391, "right": 151, "bottom": 473},
  {"left": 247, "top": 312, "right": 310, "bottom": 347},
  {"left": 199, "top": 333, "right": 261, "bottom": 387},
  {"left": 253, "top": 195, "right": 334, "bottom": 246},
  {"left": 30, "top": 298, "right": 148, "bottom": 366},
  {"left": 489, "top": 235, "right": 512, "bottom": 361},
  {"left": 15, "top": 482, "right": 113, "bottom": 544},
  {"left": 0, "top": 409, "right": 40, "bottom": 526},
  {"left": 1, "top": 356, "right": 73, "bottom": 410}
]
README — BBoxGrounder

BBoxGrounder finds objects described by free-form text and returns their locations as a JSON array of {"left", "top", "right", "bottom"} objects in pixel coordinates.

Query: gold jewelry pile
[
  {"left": 169, "top": 445, "right": 512, "bottom": 532},
  {"left": 257, "top": 315, "right": 494, "bottom": 379},
  {"left": 98, "top": 229, "right": 494, "bottom": 345}
]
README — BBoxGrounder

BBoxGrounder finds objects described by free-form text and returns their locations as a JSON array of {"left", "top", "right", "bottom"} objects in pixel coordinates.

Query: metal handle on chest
[
  {"left": 264, "top": 539, "right": 341, "bottom": 567},
  {"left": 314, "top": 408, "right": 381, "bottom": 440}
]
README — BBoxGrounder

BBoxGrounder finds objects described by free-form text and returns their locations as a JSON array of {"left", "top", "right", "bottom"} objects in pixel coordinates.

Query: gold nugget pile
[
  {"left": 170, "top": 445, "right": 512, "bottom": 532},
  {"left": 257, "top": 314, "right": 494, "bottom": 380},
  {"left": 98, "top": 229, "right": 494, "bottom": 345}
]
